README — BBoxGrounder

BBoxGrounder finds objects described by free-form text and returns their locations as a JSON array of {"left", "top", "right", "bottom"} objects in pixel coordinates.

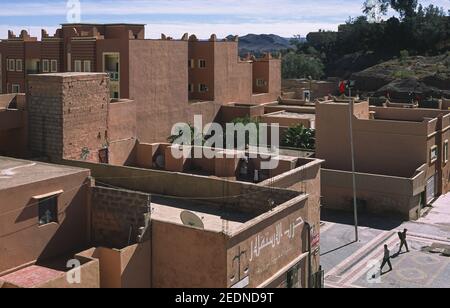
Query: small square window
[
  {"left": 84, "top": 60, "right": 91, "bottom": 72},
  {"left": 74, "top": 60, "right": 82, "bottom": 72},
  {"left": 11, "top": 84, "right": 20, "bottom": 93},
  {"left": 199, "top": 84, "right": 208, "bottom": 92},
  {"left": 198, "top": 59, "right": 207, "bottom": 68},
  {"left": 50, "top": 60, "right": 58, "bottom": 73},
  {"left": 15, "top": 59, "right": 23, "bottom": 72},
  {"left": 256, "top": 79, "right": 266, "bottom": 87},
  {"left": 430, "top": 145, "right": 438, "bottom": 163},
  {"left": 42, "top": 59, "right": 50, "bottom": 73},
  {"left": 38, "top": 196, "right": 58, "bottom": 226}
]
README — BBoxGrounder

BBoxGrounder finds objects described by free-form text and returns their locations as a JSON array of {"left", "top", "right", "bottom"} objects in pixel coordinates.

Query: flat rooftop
[
  {"left": 265, "top": 111, "right": 316, "bottom": 120},
  {"left": 0, "top": 157, "right": 88, "bottom": 190},
  {"left": 0, "top": 265, "right": 63, "bottom": 288},
  {"left": 150, "top": 196, "right": 255, "bottom": 234}
]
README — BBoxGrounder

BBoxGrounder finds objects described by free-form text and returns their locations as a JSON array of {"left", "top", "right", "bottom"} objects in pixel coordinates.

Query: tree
[
  {"left": 168, "top": 123, "right": 204, "bottom": 145},
  {"left": 282, "top": 52, "right": 325, "bottom": 79},
  {"left": 390, "top": 0, "right": 418, "bottom": 19},
  {"left": 282, "top": 125, "right": 316, "bottom": 150},
  {"left": 365, "top": 0, "right": 418, "bottom": 19}
]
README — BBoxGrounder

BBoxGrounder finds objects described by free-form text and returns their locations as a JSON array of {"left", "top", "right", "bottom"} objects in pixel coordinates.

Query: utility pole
[{"left": 347, "top": 82, "right": 359, "bottom": 242}]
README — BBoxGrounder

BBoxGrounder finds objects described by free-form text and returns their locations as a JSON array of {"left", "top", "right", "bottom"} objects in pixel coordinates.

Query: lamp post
[{"left": 347, "top": 81, "right": 359, "bottom": 242}]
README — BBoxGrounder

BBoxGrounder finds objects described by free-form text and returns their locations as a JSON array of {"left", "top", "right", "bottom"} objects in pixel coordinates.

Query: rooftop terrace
[{"left": 0, "top": 157, "right": 88, "bottom": 190}]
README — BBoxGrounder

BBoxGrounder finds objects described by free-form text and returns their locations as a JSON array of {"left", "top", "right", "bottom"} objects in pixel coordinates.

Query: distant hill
[
  {"left": 231, "top": 34, "right": 295, "bottom": 56},
  {"left": 352, "top": 53, "right": 450, "bottom": 98}
]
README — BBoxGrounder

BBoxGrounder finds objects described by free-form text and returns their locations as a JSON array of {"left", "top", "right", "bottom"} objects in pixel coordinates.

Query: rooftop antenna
[{"left": 180, "top": 211, "right": 204, "bottom": 230}]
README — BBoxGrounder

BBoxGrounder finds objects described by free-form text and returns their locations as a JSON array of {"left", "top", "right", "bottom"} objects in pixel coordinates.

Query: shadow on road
[
  {"left": 321, "top": 209, "right": 405, "bottom": 231},
  {"left": 321, "top": 241, "right": 357, "bottom": 257}
]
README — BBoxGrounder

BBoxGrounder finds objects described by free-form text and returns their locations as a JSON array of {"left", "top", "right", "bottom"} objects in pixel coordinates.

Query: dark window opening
[{"left": 38, "top": 196, "right": 58, "bottom": 226}]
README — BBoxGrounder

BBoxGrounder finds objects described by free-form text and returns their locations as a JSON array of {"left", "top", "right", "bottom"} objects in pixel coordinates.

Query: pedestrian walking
[
  {"left": 380, "top": 245, "right": 393, "bottom": 273},
  {"left": 398, "top": 228, "right": 410, "bottom": 253}
]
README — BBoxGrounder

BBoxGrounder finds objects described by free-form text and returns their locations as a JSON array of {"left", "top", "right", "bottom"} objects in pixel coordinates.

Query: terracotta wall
[
  {"left": 316, "top": 101, "right": 431, "bottom": 177},
  {"left": 129, "top": 40, "right": 220, "bottom": 143},
  {"left": 0, "top": 171, "right": 91, "bottom": 274},
  {"left": 152, "top": 220, "right": 227, "bottom": 288},
  {"left": 227, "top": 195, "right": 309, "bottom": 288},
  {"left": 91, "top": 186, "right": 151, "bottom": 248},
  {"left": 321, "top": 168, "right": 426, "bottom": 220},
  {"left": 188, "top": 41, "right": 215, "bottom": 101},
  {"left": 214, "top": 42, "right": 253, "bottom": 104},
  {"left": 78, "top": 242, "right": 151, "bottom": 288},
  {"left": 27, "top": 73, "right": 110, "bottom": 162},
  {"left": 63, "top": 160, "right": 302, "bottom": 215}
]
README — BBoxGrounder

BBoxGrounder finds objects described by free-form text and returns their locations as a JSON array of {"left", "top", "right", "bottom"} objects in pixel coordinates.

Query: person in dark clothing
[
  {"left": 381, "top": 245, "right": 393, "bottom": 273},
  {"left": 398, "top": 229, "right": 410, "bottom": 253}
]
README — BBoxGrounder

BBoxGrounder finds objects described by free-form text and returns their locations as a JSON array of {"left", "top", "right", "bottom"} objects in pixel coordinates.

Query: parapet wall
[
  {"left": 321, "top": 168, "right": 426, "bottom": 220},
  {"left": 63, "top": 160, "right": 302, "bottom": 216},
  {"left": 91, "top": 186, "right": 151, "bottom": 248}
]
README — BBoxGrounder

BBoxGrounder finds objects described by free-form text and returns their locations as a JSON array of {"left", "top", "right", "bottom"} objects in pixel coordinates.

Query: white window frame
[
  {"left": 42, "top": 59, "right": 50, "bottom": 73},
  {"left": 199, "top": 84, "right": 208, "bottom": 93},
  {"left": 256, "top": 79, "right": 266, "bottom": 87},
  {"left": 188, "top": 84, "right": 194, "bottom": 93},
  {"left": 50, "top": 60, "right": 58, "bottom": 73},
  {"left": 430, "top": 145, "right": 438, "bottom": 163},
  {"left": 444, "top": 140, "right": 449, "bottom": 164},
  {"left": 198, "top": 59, "right": 207, "bottom": 69},
  {"left": 83, "top": 60, "right": 92, "bottom": 72},
  {"left": 8, "top": 59, "right": 15, "bottom": 71},
  {"left": 15, "top": 59, "right": 23, "bottom": 72},
  {"left": 74, "top": 60, "right": 82, "bottom": 72},
  {"left": 11, "top": 84, "right": 20, "bottom": 93}
]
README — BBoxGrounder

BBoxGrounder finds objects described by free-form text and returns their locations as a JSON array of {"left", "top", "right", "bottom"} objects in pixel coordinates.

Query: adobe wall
[
  {"left": 151, "top": 220, "right": 227, "bottom": 288},
  {"left": 27, "top": 73, "right": 110, "bottom": 162},
  {"left": 188, "top": 41, "right": 215, "bottom": 101},
  {"left": 63, "top": 160, "right": 302, "bottom": 216},
  {"left": 129, "top": 40, "right": 220, "bottom": 143},
  {"left": 78, "top": 242, "right": 151, "bottom": 288},
  {"left": 35, "top": 256, "right": 100, "bottom": 289},
  {"left": 316, "top": 102, "right": 429, "bottom": 177},
  {"left": 214, "top": 42, "right": 253, "bottom": 104},
  {"left": 259, "top": 112, "right": 314, "bottom": 128},
  {"left": 219, "top": 104, "right": 266, "bottom": 124},
  {"left": 321, "top": 169, "right": 425, "bottom": 220},
  {"left": 259, "top": 158, "right": 322, "bottom": 271},
  {"left": 107, "top": 100, "right": 137, "bottom": 165},
  {"left": 0, "top": 171, "right": 91, "bottom": 274},
  {"left": 227, "top": 195, "right": 309, "bottom": 288},
  {"left": 91, "top": 186, "right": 151, "bottom": 248}
]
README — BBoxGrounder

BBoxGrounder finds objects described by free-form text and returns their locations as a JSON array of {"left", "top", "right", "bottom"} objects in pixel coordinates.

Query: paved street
[{"left": 320, "top": 194, "right": 450, "bottom": 288}]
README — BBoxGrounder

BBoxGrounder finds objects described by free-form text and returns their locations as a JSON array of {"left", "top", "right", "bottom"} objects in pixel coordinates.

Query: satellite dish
[{"left": 180, "top": 211, "right": 204, "bottom": 229}]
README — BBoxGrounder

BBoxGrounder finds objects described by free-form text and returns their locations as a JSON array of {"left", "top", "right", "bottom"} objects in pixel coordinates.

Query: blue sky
[{"left": 1, "top": 0, "right": 449, "bottom": 39}]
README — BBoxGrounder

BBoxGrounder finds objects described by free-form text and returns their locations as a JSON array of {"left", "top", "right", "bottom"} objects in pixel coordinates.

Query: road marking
[
  {"left": 320, "top": 222, "right": 335, "bottom": 234},
  {"left": 326, "top": 230, "right": 391, "bottom": 279}
]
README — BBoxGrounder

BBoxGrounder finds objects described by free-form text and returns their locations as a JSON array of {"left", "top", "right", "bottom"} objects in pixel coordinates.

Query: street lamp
[{"left": 347, "top": 80, "right": 359, "bottom": 242}]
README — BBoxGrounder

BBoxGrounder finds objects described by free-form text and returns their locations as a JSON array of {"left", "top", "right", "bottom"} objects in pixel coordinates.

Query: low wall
[
  {"left": 91, "top": 186, "right": 151, "bottom": 248},
  {"left": 62, "top": 160, "right": 301, "bottom": 216},
  {"left": 78, "top": 242, "right": 151, "bottom": 288},
  {"left": 219, "top": 104, "right": 265, "bottom": 124},
  {"left": 321, "top": 169, "right": 426, "bottom": 220},
  {"left": 0, "top": 255, "right": 100, "bottom": 289}
]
